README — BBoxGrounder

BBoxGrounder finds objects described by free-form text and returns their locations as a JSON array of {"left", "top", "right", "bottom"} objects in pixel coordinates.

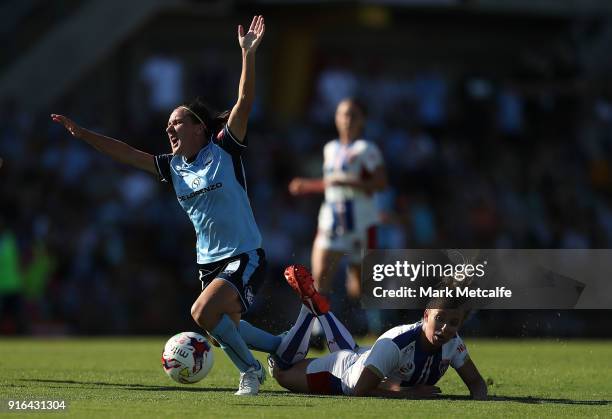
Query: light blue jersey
[{"left": 155, "top": 125, "right": 262, "bottom": 264}]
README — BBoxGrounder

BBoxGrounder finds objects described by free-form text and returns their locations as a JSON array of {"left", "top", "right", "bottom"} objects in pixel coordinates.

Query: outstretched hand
[
  {"left": 406, "top": 385, "right": 442, "bottom": 398},
  {"left": 51, "top": 114, "right": 84, "bottom": 139},
  {"left": 238, "top": 15, "right": 265, "bottom": 53}
]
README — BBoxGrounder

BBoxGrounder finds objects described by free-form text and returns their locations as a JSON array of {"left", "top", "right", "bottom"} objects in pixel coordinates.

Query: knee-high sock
[
  {"left": 275, "top": 305, "right": 315, "bottom": 365},
  {"left": 239, "top": 320, "right": 282, "bottom": 353},
  {"left": 209, "top": 314, "right": 258, "bottom": 372},
  {"left": 318, "top": 311, "right": 357, "bottom": 352}
]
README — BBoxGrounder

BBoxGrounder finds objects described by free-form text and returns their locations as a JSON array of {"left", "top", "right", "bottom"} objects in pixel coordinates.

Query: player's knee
[
  {"left": 190, "top": 300, "right": 216, "bottom": 330},
  {"left": 190, "top": 302, "right": 203, "bottom": 325}
]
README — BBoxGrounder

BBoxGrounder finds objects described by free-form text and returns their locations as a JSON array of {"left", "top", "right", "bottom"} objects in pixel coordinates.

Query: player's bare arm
[
  {"left": 288, "top": 177, "right": 326, "bottom": 195},
  {"left": 290, "top": 161, "right": 387, "bottom": 196},
  {"left": 456, "top": 358, "right": 488, "bottom": 400},
  {"left": 354, "top": 366, "right": 441, "bottom": 399},
  {"left": 227, "top": 15, "right": 265, "bottom": 142},
  {"left": 50, "top": 114, "right": 156, "bottom": 174},
  {"left": 325, "top": 165, "right": 387, "bottom": 193}
]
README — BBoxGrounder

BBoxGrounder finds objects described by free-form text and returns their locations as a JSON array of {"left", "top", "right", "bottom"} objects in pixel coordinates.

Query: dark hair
[
  {"left": 340, "top": 97, "right": 368, "bottom": 117},
  {"left": 425, "top": 278, "right": 472, "bottom": 319},
  {"left": 181, "top": 97, "right": 230, "bottom": 139}
]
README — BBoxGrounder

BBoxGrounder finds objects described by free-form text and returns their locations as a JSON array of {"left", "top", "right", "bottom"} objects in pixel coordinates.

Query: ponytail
[{"left": 181, "top": 97, "right": 229, "bottom": 138}]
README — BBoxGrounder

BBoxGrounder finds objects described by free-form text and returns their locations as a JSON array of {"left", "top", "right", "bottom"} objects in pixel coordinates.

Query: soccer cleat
[
  {"left": 234, "top": 360, "right": 266, "bottom": 396},
  {"left": 267, "top": 353, "right": 292, "bottom": 377},
  {"left": 266, "top": 354, "right": 278, "bottom": 378},
  {"left": 284, "top": 265, "right": 330, "bottom": 315}
]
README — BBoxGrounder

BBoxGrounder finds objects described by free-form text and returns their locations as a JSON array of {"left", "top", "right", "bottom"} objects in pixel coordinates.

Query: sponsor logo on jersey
[
  {"left": 178, "top": 182, "right": 223, "bottom": 201},
  {"left": 244, "top": 285, "right": 255, "bottom": 305},
  {"left": 223, "top": 260, "right": 241, "bottom": 274},
  {"left": 457, "top": 343, "right": 466, "bottom": 353}
]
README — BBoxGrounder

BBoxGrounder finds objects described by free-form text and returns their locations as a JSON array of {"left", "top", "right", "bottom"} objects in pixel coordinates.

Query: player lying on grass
[{"left": 268, "top": 265, "right": 488, "bottom": 399}]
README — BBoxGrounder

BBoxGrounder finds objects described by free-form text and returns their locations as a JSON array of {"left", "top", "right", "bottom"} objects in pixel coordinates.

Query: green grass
[{"left": 0, "top": 338, "right": 611, "bottom": 418}]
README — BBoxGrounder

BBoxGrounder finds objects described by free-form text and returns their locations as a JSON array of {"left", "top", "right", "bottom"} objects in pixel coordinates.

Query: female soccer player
[
  {"left": 288, "top": 98, "right": 387, "bottom": 300},
  {"left": 271, "top": 265, "right": 488, "bottom": 400},
  {"left": 52, "top": 16, "right": 269, "bottom": 396}
]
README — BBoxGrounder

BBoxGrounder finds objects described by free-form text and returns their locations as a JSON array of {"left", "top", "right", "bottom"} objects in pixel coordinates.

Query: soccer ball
[{"left": 161, "top": 332, "right": 214, "bottom": 384}]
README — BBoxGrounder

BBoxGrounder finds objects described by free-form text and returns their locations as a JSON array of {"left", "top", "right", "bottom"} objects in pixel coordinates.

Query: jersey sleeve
[
  {"left": 361, "top": 143, "right": 384, "bottom": 173},
  {"left": 450, "top": 337, "right": 470, "bottom": 370},
  {"left": 214, "top": 125, "right": 247, "bottom": 156},
  {"left": 362, "top": 338, "right": 401, "bottom": 378},
  {"left": 154, "top": 154, "right": 173, "bottom": 184}
]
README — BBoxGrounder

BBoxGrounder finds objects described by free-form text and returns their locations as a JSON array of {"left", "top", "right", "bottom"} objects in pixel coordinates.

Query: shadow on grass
[
  {"left": 18, "top": 379, "right": 285, "bottom": 394},
  {"left": 437, "top": 394, "right": 610, "bottom": 406},
  {"left": 18, "top": 380, "right": 610, "bottom": 406}
]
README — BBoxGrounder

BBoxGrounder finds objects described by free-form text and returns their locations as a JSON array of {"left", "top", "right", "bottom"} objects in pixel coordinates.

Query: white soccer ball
[{"left": 161, "top": 332, "right": 214, "bottom": 384}]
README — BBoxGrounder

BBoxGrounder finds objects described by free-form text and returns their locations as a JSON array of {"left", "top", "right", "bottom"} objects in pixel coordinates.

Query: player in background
[
  {"left": 52, "top": 16, "right": 272, "bottom": 396},
  {"left": 269, "top": 265, "right": 488, "bottom": 400},
  {"left": 289, "top": 98, "right": 387, "bottom": 305}
]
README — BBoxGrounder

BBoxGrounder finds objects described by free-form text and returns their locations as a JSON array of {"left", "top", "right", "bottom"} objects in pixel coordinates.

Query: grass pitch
[{"left": 1, "top": 338, "right": 610, "bottom": 418}]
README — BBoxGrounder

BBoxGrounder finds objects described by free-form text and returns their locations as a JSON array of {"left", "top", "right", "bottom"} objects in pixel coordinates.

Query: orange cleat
[{"left": 284, "top": 264, "right": 330, "bottom": 315}]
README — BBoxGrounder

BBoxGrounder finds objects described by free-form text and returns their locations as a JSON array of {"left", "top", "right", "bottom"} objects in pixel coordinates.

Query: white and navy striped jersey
[
  {"left": 343, "top": 321, "right": 469, "bottom": 394},
  {"left": 155, "top": 125, "right": 262, "bottom": 264},
  {"left": 318, "top": 139, "right": 384, "bottom": 236}
]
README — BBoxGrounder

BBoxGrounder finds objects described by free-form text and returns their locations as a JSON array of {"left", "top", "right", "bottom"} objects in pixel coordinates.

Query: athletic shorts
[
  {"left": 305, "top": 349, "right": 363, "bottom": 395},
  {"left": 197, "top": 248, "right": 267, "bottom": 313},
  {"left": 315, "top": 200, "right": 379, "bottom": 264},
  {"left": 314, "top": 225, "right": 377, "bottom": 264}
]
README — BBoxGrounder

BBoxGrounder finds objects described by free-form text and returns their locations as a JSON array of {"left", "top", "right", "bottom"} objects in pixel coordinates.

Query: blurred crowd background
[{"left": 2, "top": 0, "right": 612, "bottom": 337}]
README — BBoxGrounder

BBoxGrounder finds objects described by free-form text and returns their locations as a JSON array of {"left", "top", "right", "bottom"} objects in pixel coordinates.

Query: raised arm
[
  {"left": 51, "top": 114, "right": 156, "bottom": 175},
  {"left": 227, "top": 15, "right": 265, "bottom": 142}
]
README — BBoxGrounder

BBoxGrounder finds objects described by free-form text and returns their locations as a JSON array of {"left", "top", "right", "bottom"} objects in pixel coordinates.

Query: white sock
[
  {"left": 317, "top": 312, "right": 357, "bottom": 352},
  {"left": 275, "top": 305, "right": 315, "bottom": 364}
]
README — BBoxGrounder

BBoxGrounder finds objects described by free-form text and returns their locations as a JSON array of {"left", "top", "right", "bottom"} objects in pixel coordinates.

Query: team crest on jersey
[
  {"left": 192, "top": 177, "right": 202, "bottom": 188},
  {"left": 399, "top": 362, "right": 414, "bottom": 374},
  {"left": 244, "top": 285, "right": 255, "bottom": 305},
  {"left": 439, "top": 359, "right": 450, "bottom": 375}
]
